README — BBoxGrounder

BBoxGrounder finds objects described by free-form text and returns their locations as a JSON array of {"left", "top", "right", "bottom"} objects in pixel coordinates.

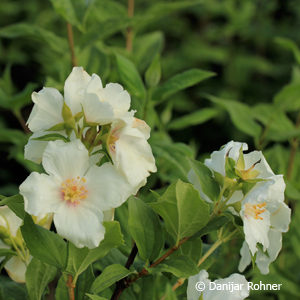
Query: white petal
[
  {"left": 53, "top": 203, "right": 105, "bottom": 249},
  {"left": 24, "top": 131, "right": 66, "bottom": 164},
  {"left": 243, "top": 151, "right": 274, "bottom": 177},
  {"left": 82, "top": 93, "right": 114, "bottom": 124},
  {"left": 238, "top": 241, "right": 252, "bottom": 272},
  {"left": 270, "top": 202, "right": 291, "bottom": 232},
  {"left": 42, "top": 139, "right": 89, "bottom": 181},
  {"left": 85, "top": 163, "right": 136, "bottom": 211},
  {"left": 114, "top": 134, "right": 156, "bottom": 188},
  {"left": 242, "top": 208, "right": 270, "bottom": 255},
  {"left": 227, "top": 190, "right": 244, "bottom": 205},
  {"left": 103, "top": 209, "right": 115, "bottom": 221},
  {"left": 86, "top": 73, "right": 103, "bottom": 94},
  {"left": 0, "top": 206, "right": 22, "bottom": 237},
  {"left": 204, "top": 141, "right": 248, "bottom": 176},
  {"left": 64, "top": 67, "right": 91, "bottom": 115},
  {"left": 19, "top": 172, "right": 62, "bottom": 216},
  {"left": 5, "top": 256, "right": 31, "bottom": 283},
  {"left": 187, "top": 270, "right": 209, "bottom": 300},
  {"left": 204, "top": 274, "right": 249, "bottom": 300},
  {"left": 255, "top": 230, "right": 282, "bottom": 274},
  {"left": 27, "top": 88, "right": 63, "bottom": 132},
  {"left": 99, "top": 83, "right": 131, "bottom": 118}
]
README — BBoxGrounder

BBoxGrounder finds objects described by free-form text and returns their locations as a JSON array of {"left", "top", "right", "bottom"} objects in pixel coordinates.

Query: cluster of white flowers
[
  {"left": 189, "top": 141, "right": 291, "bottom": 274},
  {"left": 19, "top": 67, "right": 156, "bottom": 249}
]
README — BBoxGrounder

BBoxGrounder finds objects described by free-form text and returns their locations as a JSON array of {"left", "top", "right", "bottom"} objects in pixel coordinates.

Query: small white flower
[
  {"left": 187, "top": 270, "right": 249, "bottom": 300},
  {"left": 20, "top": 139, "right": 136, "bottom": 249},
  {"left": 107, "top": 114, "right": 157, "bottom": 188},
  {"left": 65, "top": 67, "right": 131, "bottom": 124},
  {"left": 0, "top": 206, "right": 30, "bottom": 283}
]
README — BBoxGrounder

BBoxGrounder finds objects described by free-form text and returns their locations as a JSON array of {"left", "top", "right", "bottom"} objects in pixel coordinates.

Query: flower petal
[
  {"left": 53, "top": 203, "right": 105, "bottom": 249},
  {"left": 242, "top": 208, "right": 270, "bottom": 255},
  {"left": 27, "top": 88, "right": 63, "bottom": 132},
  {"left": 98, "top": 83, "right": 131, "bottom": 118},
  {"left": 238, "top": 241, "right": 251, "bottom": 272},
  {"left": 64, "top": 67, "right": 91, "bottom": 115},
  {"left": 85, "top": 163, "right": 136, "bottom": 211},
  {"left": 0, "top": 206, "right": 22, "bottom": 237},
  {"left": 204, "top": 141, "right": 248, "bottom": 176},
  {"left": 42, "top": 139, "right": 89, "bottom": 181},
  {"left": 270, "top": 202, "right": 291, "bottom": 232},
  {"left": 5, "top": 256, "right": 30, "bottom": 283},
  {"left": 256, "top": 230, "right": 282, "bottom": 274},
  {"left": 20, "top": 172, "right": 62, "bottom": 216},
  {"left": 82, "top": 93, "right": 114, "bottom": 124},
  {"left": 187, "top": 270, "right": 210, "bottom": 300},
  {"left": 244, "top": 151, "right": 274, "bottom": 177}
]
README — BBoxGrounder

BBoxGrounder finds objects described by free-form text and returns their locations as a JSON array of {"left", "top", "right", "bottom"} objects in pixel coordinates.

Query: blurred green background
[{"left": 1, "top": 0, "right": 300, "bottom": 299}]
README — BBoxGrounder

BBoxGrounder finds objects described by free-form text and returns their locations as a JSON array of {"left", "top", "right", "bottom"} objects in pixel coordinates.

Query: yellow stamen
[
  {"left": 60, "top": 177, "right": 88, "bottom": 205},
  {"left": 245, "top": 202, "right": 266, "bottom": 220}
]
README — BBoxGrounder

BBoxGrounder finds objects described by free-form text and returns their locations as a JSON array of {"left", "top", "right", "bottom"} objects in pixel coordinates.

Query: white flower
[
  {"left": 65, "top": 67, "right": 131, "bottom": 124},
  {"left": 239, "top": 177, "right": 291, "bottom": 274},
  {"left": 0, "top": 206, "right": 30, "bottom": 283},
  {"left": 20, "top": 139, "right": 136, "bottom": 249},
  {"left": 188, "top": 141, "right": 291, "bottom": 274},
  {"left": 107, "top": 114, "right": 157, "bottom": 188},
  {"left": 187, "top": 270, "right": 249, "bottom": 300}
]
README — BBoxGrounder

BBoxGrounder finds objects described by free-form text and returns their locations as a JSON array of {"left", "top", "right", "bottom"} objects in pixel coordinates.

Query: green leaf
[
  {"left": 151, "top": 134, "right": 194, "bottom": 182},
  {"left": 90, "top": 264, "right": 133, "bottom": 294},
  {"left": 25, "top": 258, "right": 57, "bottom": 300},
  {"left": 150, "top": 180, "right": 210, "bottom": 244},
  {"left": 55, "top": 274, "right": 69, "bottom": 300},
  {"left": 66, "top": 221, "right": 124, "bottom": 277},
  {"left": 32, "top": 133, "right": 69, "bottom": 143},
  {"left": 152, "top": 69, "right": 215, "bottom": 104},
  {"left": 0, "top": 128, "right": 27, "bottom": 146},
  {"left": 191, "top": 216, "right": 229, "bottom": 239},
  {"left": 273, "top": 82, "right": 300, "bottom": 112},
  {"left": 50, "top": 0, "right": 94, "bottom": 31},
  {"left": 115, "top": 53, "right": 146, "bottom": 99},
  {"left": 0, "top": 194, "right": 25, "bottom": 219},
  {"left": 168, "top": 108, "right": 218, "bottom": 130},
  {"left": 189, "top": 159, "right": 220, "bottom": 202},
  {"left": 0, "top": 23, "right": 67, "bottom": 53},
  {"left": 164, "top": 284, "right": 178, "bottom": 300},
  {"left": 154, "top": 255, "right": 198, "bottom": 277},
  {"left": 86, "top": 294, "right": 108, "bottom": 300},
  {"left": 21, "top": 214, "right": 67, "bottom": 269},
  {"left": 0, "top": 249, "right": 17, "bottom": 257},
  {"left": 134, "top": 31, "right": 164, "bottom": 73},
  {"left": 207, "top": 95, "right": 261, "bottom": 138},
  {"left": 145, "top": 54, "right": 161, "bottom": 88},
  {"left": 0, "top": 83, "right": 37, "bottom": 112},
  {"left": 75, "top": 265, "right": 95, "bottom": 300},
  {"left": 128, "top": 197, "right": 164, "bottom": 262},
  {"left": 275, "top": 37, "right": 300, "bottom": 65},
  {"left": 0, "top": 275, "right": 28, "bottom": 299}
]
